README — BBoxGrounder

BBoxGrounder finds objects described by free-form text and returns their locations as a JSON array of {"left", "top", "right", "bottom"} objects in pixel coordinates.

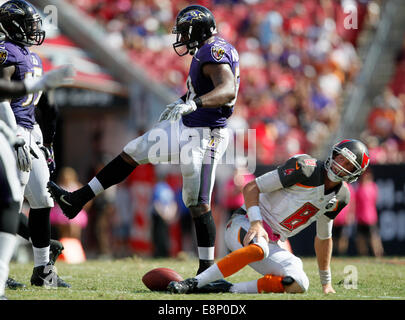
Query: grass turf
[{"left": 5, "top": 256, "right": 405, "bottom": 300}]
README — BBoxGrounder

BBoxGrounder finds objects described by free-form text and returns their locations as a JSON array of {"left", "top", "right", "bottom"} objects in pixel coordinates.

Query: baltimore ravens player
[
  {"left": 168, "top": 140, "right": 370, "bottom": 294},
  {"left": 0, "top": 0, "right": 70, "bottom": 288},
  {"left": 0, "top": 119, "right": 23, "bottom": 299},
  {"left": 0, "top": 64, "right": 74, "bottom": 299},
  {"left": 48, "top": 4, "right": 240, "bottom": 274}
]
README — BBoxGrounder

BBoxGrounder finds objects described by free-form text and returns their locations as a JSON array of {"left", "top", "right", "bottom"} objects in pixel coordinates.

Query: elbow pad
[{"left": 316, "top": 214, "right": 333, "bottom": 240}]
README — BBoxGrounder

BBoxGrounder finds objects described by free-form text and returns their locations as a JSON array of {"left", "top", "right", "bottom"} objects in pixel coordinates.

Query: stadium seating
[
  {"left": 360, "top": 37, "right": 405, "bottom": 163},
  {"left": 68, "top": 0, "right": 372, "bottom": 164}
]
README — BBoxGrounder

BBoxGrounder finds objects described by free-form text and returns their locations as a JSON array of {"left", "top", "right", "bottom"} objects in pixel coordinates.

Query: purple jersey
[
  {"left": 182, "top": 36, "right": 240, "bottom": 128},
  {"left": 0, "top": 41, "right": 43, "bottom": 129}
]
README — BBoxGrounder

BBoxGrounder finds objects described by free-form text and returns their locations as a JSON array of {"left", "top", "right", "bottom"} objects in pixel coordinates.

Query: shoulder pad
[
  {"left": 0, "top": 42, "right": 18, "bottom": 66},
  {"left": 0, "top": 48, "right": 8, "bottom": 65},
  {"left": 197, "top": 39, "right": 232, "bottom": 65},
  {"left": 294, "top": 155, "right": 318, "bottom": 178},
  {"left": 277, "top": 154, "right": 321, "bottom": 188}
]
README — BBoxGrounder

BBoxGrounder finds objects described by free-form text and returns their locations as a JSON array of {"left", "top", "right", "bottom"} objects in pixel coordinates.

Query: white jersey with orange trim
[{"left": 251, "top": 154, "right": 350, "bottom": 241}]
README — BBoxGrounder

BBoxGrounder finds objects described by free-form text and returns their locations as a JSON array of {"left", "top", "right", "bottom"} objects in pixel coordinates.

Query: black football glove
[{"left": 37, "top": 142, "right": 56, "bottom": 174}]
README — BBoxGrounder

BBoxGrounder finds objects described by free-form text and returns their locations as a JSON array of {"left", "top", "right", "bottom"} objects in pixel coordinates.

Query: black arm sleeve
[
  {"left": 324, "top": 184, "right": 351, "bottom": 220},
  {"left": 180, "top": 93, "right": 187, "bottom": 102},
  {"left": 35, "top": 92, "right": 59, "bottom": 145}
]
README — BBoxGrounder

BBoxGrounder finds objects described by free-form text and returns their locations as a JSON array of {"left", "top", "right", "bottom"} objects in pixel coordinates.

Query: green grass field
[{"left": 5, "top": 256, "right": 405, "bottom": 300}]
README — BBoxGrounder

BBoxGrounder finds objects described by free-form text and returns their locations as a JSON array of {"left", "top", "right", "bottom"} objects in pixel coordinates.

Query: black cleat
[
  {"left": 30, "top": 263, "right": 71, "bottom": 288},
  {"left": 0, "top": 295, "right": 7, "bottom": 300},
  {"left": 196, "top": 279, "right": 233, "bottom": 293},
  {"left": 49, "top": 239, "right": 64, "bottom": 265},
  {"left": 281, "top": 276, "right": 295, "bottom": 286},
  {"left": 6, "top": 277, "right": 26, "bottom": 290},
  {"left": 47, "top": 181, "right": 82, "bottom": 219},
  {"left": 167, "top": 278, "right": 198, "bottom": 294}
]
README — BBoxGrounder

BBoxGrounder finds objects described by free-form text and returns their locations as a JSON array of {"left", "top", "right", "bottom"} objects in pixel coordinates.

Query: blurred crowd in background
[
  {"left": 25, "top": 0, "right": 397, "bottom": 261},
  {"left": 68, "top": 0, "right": 402, "bottom": 163}
]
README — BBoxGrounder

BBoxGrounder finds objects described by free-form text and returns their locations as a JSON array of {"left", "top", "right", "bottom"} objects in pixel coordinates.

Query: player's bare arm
[
  {"left": 199, "top": 63, "right": 236, "bottom": 108},
  {"left": 0, "top": 65, "right": 17, "bottom": 99},
  {"left": 314, "top": 235, "right": 336, "bottom": 294},
  {"left": 242, "top": 180, "right": 269, "bottom": 246},
  {"left": 0, "top": 65, "right": 74, "bottom": 102},
  {"left": 0, "top": 66, "right": 19, "bottom": 130},
  {"left": 0, "top": 79, "right": 26, "bottom": 99}
]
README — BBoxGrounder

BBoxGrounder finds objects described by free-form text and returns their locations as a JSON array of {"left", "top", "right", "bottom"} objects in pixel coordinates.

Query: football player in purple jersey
[
  {"left": 0, "top": 0, "right": 73, "bottom": 289},
  {"left": 0, "top": 60, "right": 73, "bottom": 300},
  {"left": 48, "top": 5, "right": 240, "bottom": 274}
]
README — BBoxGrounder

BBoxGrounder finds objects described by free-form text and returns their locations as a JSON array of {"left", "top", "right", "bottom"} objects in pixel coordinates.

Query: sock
[
  {"left": 88, "top": 177, "right": 104, "bottom": 196},
  {"left": 17, "top": 213, "right": 30, "bottom": 241},
  {"left": 73, "top": 184, "right": 96, "bottom": 205},
  {"left": 230, "top": 279, "right": 259, "bottom": 293},
  {"left": 216, "top": 244, "right": 264, "bottom": 278},
  {"left": 0, "top": 232, "right": 17, "bottom": 296},
  {"left": 257, "top": 274, "right": 285, "bottom": 293},
  {"left": 32, "top": 246, "right": 50, "bottom": 267},
  {"left": 195, "top": 264, "right": 224, "bottom": 288},
  {"left": 28, "top": 208, "right": 50, "bottom": 249},
  {"left": 95, "top": 155, "right": 136, "bottom": 190},
  {"left": 29, "top": 208, "right": 50, "bottom": 266},
  {"left": 193, "top": 211, "right": 216, "bottom": 272},
  {"left": 73, "top": 155, "right": 136, "bottom": 205}
]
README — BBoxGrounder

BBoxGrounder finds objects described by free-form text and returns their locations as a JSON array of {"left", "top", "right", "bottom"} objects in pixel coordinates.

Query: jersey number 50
[{"left": 280, "top": 202, "right": 319, "bottom": 231}]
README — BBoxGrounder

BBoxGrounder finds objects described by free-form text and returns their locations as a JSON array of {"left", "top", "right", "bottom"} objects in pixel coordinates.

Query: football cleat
[
  {"left": 6, "top": 242, "right": 63, "bottom": 290},
  {"left": 49, "top": 239, "right": 64, "bottom": 265},
  {"left": 167, "top": 278, "right": 199, "bottom": 294},
  {"left": 30, "top": 263, "right": 71, "bottom": 288},
  {"left": 281, "top": 276, "right": 295, "bottom": 286},
  {"left": 6, "top": 277, "right": 26, "bottom": 290},
  {"left": 0, "top": 295, "right": 7, "bottom": 300},
  {"left": 195, "top": 279, "right": 233, "bottom": 293},
  {"left": 47, "top": 181, "right": 82, "bottom": 219}
]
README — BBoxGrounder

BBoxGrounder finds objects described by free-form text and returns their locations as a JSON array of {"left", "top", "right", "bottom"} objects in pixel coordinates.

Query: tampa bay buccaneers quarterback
[{"left": 168, "top": 139, "right": 370, "bottom": 295}]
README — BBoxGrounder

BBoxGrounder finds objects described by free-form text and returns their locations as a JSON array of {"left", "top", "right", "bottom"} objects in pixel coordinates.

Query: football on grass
[{"left": 142, "top": 267, "right": 184, "bottom": 291}]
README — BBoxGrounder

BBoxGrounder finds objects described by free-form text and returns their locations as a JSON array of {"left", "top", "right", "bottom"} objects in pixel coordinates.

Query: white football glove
[
  {"left": 24, "top": 65, "right": 76, "bottom": 93},
  {"left": 166, "top": 100, "right": 197, "bottom": 122},
  {"left": 158, "top": 98, "right": 184, "bottom": 122},
  {"left": 14, "top": 139, "right": 39, "bottom": 172},
  {"left": 15, "top": 144, "right": 33, "bottom": 172}
]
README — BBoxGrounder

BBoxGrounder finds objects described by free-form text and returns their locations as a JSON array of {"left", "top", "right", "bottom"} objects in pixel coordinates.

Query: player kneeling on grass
[{"left": 168, "top": 139, "right": 370, "bottom": 294}]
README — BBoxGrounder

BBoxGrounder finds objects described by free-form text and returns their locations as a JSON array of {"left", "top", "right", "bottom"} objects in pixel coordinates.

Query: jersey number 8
[{"left": 280, "top": 202, "right": 319, "bottom": 231}]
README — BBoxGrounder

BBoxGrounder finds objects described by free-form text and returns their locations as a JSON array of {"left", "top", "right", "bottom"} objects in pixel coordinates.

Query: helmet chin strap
[{"left": 327, "top": 168, "right": 343, "bottom": 183}]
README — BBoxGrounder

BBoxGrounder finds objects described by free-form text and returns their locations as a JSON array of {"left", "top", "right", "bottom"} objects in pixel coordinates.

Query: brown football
[{"left": 142, "top": 267, "right": 184, "bottom": 291}]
